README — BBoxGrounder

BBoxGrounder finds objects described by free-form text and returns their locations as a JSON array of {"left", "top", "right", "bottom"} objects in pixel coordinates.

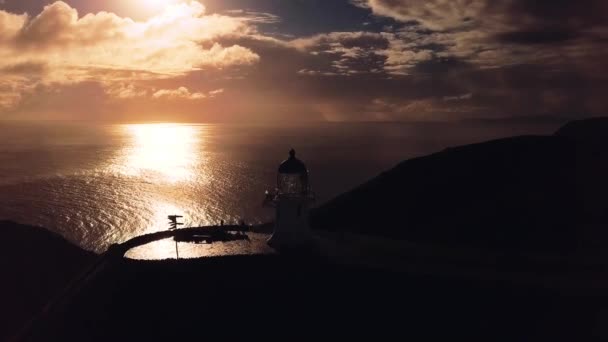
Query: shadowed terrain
[
  {"left": 0, "top": 221, "right": 95, "bottom": 340},
  {"left": 311, "top": 117, "right": 608, "bottom": 253},
  {"left": 17, "top": 254, "right": 608, "bottom": 341}
]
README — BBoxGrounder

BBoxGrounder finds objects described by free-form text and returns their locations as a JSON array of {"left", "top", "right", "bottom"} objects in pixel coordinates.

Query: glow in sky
[
  {"left": 0, "top": 0, "right": 606, "bottom": 122},
  {"left": 133, "top": 0, "right": 184, "bottom": 17}
]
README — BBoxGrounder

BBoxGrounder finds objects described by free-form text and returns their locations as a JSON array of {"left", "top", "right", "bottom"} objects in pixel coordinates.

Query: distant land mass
[
  {"left": 555, "top": 117, "right": 608, "bottom": 145},
  {"left": 311, "top": 117, "right": 608, "bottom": 252},
  {"left": 459, "top": 114, "right": 574, "bottom": 125}
]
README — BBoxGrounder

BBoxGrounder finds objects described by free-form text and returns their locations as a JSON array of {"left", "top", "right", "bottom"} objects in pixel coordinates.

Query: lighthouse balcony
[{"left": 263, "top": 188, "right": 315, "bottom": 208}]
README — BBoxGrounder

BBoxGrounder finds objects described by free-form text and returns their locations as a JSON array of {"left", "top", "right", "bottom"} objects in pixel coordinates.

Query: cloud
[
  {"left": 291, "top": 31, "right": 391, "bottom": 75},
  {"left": 222, "top": 11, "right": 606, "bottom": 122},
  {"left": 1, "top": 0, "right": 606, "bottom": 122},
  {"left": 153, "top": 87, "right": 206, "bottom": 100},
  {"left": 106, "top": 83, "right": 149, "bottom": 99},
  {"left": 152, "top": 86, "right": 224, "bottom": 100},
  {"left": 0, "top": 1, "right": 261, "bottom": 108},
  {"left": 443, "top": 93, "right": 473, "bottom": 101},
  {"left": 357, "top": 0, "right": 608, "bottom": 69},
  {"left": 0, "top": 9, "right": 26, "bottom": 42},
  {"left": 355, "top": 0, "right": 487, "bottom": 31},
  {"left": 223, "top": 9, "right": 281, "bottom": 24},
  {"left": 379, "top": 37, "right": 434, "bottom": 75},
  {"left": 359, "top": 0, "right": 608, "bottom": 33},
  {"left": 291, "top": 30, "right": 442, "bottom": 76},
  {"left": 0, "top": 82, "right": 24, "bottom": 109},
  {"left": 208, "top": 88, "right": 224, "bottom": 97}
]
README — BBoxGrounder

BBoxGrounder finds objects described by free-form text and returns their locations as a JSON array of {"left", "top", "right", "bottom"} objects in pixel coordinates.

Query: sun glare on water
[{"left": 115, "top": 123, "right": 205, "bottom": 183}]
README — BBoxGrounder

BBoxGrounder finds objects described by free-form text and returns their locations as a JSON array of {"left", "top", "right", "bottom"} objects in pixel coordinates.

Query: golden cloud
[
  {"left": 0, "top": 1, "right": 260, "bottom": 108},
  {"left": 104, "top": 83, "right": 225, "bottom": 101},
  {"left": 152, "top": 86, "right": 224, "bottom": 100}
]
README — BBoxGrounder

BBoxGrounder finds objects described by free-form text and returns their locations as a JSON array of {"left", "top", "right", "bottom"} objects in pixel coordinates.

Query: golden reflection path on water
[
  {"left": 115, "top": 123, "right": 206, "bottom": 183},
  {"left": 108, "top": 124, "right": 221, "bottom": 258}
]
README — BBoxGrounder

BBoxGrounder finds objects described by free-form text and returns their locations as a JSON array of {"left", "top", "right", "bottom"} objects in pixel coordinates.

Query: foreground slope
[{"left": 0, "top": 221, "right": 95, "bottom": 340}]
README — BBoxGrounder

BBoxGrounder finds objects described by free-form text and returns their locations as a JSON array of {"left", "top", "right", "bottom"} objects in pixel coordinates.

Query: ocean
[{"left": 0, "top": 121, "right": 559, "bottom": 253}]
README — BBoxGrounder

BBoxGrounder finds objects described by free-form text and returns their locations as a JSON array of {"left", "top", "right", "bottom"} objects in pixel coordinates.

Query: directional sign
[{"left": 168, "top": 215, "right": 184, "bottom": 230}]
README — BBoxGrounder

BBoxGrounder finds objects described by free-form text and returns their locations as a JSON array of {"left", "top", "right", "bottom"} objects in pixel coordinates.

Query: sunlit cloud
[
  {"left": 103, "top": 84, "right": 225, "bottom": 101},
  {"left": 10, "top": 1, "right": 258, "bottom": 72},
  {"left": 152, "top": 86, "right": 223, "bottom": 100},
  {"left": 105, "top": 83, "right": 149, "bottom": 99},
  {"left": 0, "top": 1, "right": 260, "bottom": 108}
]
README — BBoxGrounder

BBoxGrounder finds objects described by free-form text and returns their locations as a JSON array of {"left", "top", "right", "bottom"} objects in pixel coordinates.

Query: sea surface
[{"left": 0, "top": 121, "right": 560, "bottom": 253}]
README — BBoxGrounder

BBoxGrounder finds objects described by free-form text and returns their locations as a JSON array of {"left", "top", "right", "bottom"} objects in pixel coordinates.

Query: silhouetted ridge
[
  {"left": 554, "top": 117, "right": 608, "bottom": 145},
  {"left": 311, "top": 119, "right": 608, "bottom": 252}
]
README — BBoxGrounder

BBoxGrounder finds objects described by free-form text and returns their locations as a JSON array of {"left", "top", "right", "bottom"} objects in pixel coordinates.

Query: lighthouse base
[
  {"left": 267, "top": 230, "right": 313, "bottom": 250},
  {"left": 268, "top": 197, "right": 314, "bottom": 250}
]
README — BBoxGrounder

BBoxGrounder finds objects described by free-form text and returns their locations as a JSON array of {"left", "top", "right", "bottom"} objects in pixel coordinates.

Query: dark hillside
[
  {"left": 312, "top": 118, "right": 608, "bottom": 252},
  {"left": 0, "top": 221, "right": 95, "bottom": 340}
]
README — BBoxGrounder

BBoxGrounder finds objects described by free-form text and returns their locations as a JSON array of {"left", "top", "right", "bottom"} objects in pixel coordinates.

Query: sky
[{"left": 0, "top": 0, "right": 606, "bottom": 122}]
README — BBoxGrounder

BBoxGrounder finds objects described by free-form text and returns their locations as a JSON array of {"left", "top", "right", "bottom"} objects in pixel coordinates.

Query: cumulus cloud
[
  {"left": 0, "top": 1, "right": 260, "bottom": 108},
  {"left": 0, "top": 10, "right": 26, "bottom": 42},
  {"left": 9, "top": 1, "right": 259, "bottom": 72}
]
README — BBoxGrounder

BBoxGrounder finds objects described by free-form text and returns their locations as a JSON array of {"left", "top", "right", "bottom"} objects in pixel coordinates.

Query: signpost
[{"left": 168, "top": 215, "right": 184, "bottom": 259}]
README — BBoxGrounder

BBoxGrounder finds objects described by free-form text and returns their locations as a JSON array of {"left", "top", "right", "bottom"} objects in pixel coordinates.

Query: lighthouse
[{"left": 264, "top": 149, "right": 314, "bottom": 248}]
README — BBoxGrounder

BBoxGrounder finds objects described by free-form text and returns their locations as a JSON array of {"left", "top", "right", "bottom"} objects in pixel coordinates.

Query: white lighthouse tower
[{"left": 264, "top": 149, "right": 314, "bottom": 248}]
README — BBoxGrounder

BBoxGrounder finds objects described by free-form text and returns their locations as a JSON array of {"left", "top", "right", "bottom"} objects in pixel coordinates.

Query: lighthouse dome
[
  {"left": 277, "top": 149, "right": 309, "bottom": 194},
  {"left": 278, "top": 149, "right": 307, "bottom": 174}
]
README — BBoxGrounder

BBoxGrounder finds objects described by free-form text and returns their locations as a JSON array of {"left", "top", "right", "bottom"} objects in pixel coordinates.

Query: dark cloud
[
  {"left": 501, "top": 0, "right": 608, "bottom": 28},
  {"left": 496, "top": 30, "right": 579, "bottom": 45}
]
